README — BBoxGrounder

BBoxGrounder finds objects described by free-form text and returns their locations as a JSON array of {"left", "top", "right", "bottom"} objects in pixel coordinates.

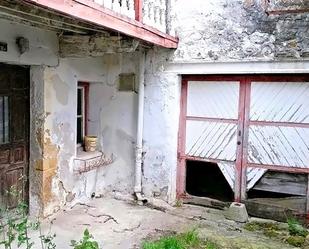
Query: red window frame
[{"left": 77, "top": 82, "right": 89, "bottom": 145}]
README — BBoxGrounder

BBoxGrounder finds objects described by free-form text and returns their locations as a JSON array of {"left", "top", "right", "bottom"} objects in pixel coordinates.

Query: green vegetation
[
  {"left": 142, "top": 230, "right": 219, "bottom": 249},
  {"left": 287, "top": 218, "right": 308, "bottom": 237},
  {"left": 286, "top": 236, "right": 305, "bottom": 247},
  {"left": 174, "top": 199, "right": 183, "bottom": 208},
  {"left": 0, "top": 184, "right": 99, "bottom": 249},
  {"left": 244, "top": 221, "right": 283, "bottom": 238},
  {"left": 244, "top": 218, "right": 309, "bottom": 248},
  {"left": 0, "top": 185, "right": 40, "bottom": 249},
  {"left": 71, "top": 229, "right": 99, "bottom": 249}
]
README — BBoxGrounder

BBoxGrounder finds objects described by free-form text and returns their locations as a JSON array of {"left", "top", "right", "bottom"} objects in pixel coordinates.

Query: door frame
[{"left": 177, "top": 74, "right": 309, "bottom": 204}]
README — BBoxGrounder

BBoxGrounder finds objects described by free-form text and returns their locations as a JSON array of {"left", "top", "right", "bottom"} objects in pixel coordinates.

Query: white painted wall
[
  {"left": 0, "top": 19, "right": 58, "bottom": 66},
  {"left": 43, "top": 54, "right": 140, "bottom": 213},
  {"left": 142, "top": 48, "right": 181, "bottom": 203}
]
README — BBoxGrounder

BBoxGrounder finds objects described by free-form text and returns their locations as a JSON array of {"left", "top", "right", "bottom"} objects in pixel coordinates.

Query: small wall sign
[{"left": 0, "top": 42, "right": 8, "bottom": 52}]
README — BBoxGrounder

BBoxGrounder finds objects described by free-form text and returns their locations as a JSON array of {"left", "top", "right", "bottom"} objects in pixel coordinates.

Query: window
[
  {"left": 0, "top": 96, "right": 9, "bottom": 144},
  {"left": 77, "top": 82, "right": 89, "bottom": 145}
]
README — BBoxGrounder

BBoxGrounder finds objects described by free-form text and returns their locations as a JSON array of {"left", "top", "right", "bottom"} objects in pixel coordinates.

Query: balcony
[
  {"left": 16, "top": 0, "right": 177, "bottom": 48},
  {"left": 92, "top": 0, "right": 167, "bottom": 33}
]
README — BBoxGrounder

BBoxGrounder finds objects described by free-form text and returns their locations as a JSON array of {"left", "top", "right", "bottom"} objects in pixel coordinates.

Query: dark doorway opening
[
  {"left": 246, "top": 171, "right": 307, "bottom": 222},
  {"left": 185, "top": 160, "right": 234, "bottom": 202}
]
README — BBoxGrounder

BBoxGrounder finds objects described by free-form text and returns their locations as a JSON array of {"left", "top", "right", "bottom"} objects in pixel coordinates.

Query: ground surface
[{"left": 29, "top": 197, "right": 297, "bottom": 249}]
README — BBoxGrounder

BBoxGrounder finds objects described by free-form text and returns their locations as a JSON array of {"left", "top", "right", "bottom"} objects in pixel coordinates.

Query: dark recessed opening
[
  {"left": 247, "top": 171, "right": 306, "bottom": 199},
  {"left": 245, "top": 171, "right": 307, "bottom": 222},
  {"left": 247, "top": 189, "right": 295, "bottom": 199},
  {"left": 186, "top": 160, "right": 234, "bottom": 202}
]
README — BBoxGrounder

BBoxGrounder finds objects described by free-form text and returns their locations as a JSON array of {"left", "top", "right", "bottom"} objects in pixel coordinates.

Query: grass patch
[
  {"left": 142, "top": 230, "right": 219, "bottom": 249},
  {"left": 287, "top": 218, "right": 308, "bottom": 237}
]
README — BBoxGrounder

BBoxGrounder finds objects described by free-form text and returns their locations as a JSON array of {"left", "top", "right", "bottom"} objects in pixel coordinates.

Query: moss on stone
[{"left": 286, "top": 236, "right": 305, "bottom": 247}]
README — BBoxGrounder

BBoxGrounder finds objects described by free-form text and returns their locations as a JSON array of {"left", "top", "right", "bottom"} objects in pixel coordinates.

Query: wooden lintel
[
  {"left": 59, "top": 35, "right": 140, "bottom": 58},
  {"left": 21, "top": 0, "right": 178, "bottom": 49}
]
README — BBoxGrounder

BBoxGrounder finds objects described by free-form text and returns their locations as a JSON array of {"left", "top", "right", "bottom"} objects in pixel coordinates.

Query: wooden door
[
  {"left": 242, "top": 77, "right": 309, "bottom": 200},
  {"left": 0, "top": 64, "right": 29, "bottom": 209},
  {"left": 178, "top": 75, "right": 309, "bottom": 204},
  {"left": 177, "top": 77, "right": 247, "bottom": 202}
]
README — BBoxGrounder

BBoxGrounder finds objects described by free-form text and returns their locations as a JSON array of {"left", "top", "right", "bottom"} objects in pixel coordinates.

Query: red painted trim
[
  {"left": 249, "top": 120, "right": 309, "bottom": 128},
  {"left": 186, "top": 116, "right": 238, "bottom": 123},
  {"left": 247, "top": 163, "right": 309, "bottom": 174},
  {"left": 135, "top": 0, "right": 143, "bottom": 22},
  {"left": 21, "top": 0, "right": 178, "bottom": 48},
  {"left": 234, "top": 81, "right": 247, "bottom": 202},
  {"left": 78, "top": 82, "right": 89, "bottom": 136},
  {"left": 182, "top": 75, "right": 309, "bottom": 82},
  {"left": 177, "top": 79, "right": 188, "bottom": 197},
  {"left": 306, "top": 175, "right": 309, "bottom": 224},
  {"left": 184, "top": 76, "right": 243, "bottom": 82},
  {"left": 240, "top": 80, "right": 251, "bottom": 201}
]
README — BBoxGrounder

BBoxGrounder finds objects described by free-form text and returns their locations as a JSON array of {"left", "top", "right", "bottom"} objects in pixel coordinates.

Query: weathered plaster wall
[
  {"left": 0, "top": 19, "right": 58, "bottom": 66},
  {"left": 0, "top": 19, "right": 140, "bottom": 215},
  {"left": 87, "top": 54, "right": 139, "bottom": 197},
  {"left": 172, "top": 0, "right": 309, "bottom": 62},
  {"left": 42, "top": 54, "right": 140, "bottom": 214},
  {"left": 142, "top": 49, "right": 180, "bottom": 203},
  {"left": 142, "top": 0, "right": 309, "bottom": 204}
]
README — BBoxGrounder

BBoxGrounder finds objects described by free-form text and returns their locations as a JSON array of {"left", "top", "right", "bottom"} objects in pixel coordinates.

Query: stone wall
[{"left": 172, "top": 0, "right": 309, "bottom": 63}]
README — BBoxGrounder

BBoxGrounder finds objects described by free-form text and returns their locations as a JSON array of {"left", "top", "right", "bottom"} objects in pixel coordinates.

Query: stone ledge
[{"left": 73, "top": 151, "right": 114, "bottom": 174}]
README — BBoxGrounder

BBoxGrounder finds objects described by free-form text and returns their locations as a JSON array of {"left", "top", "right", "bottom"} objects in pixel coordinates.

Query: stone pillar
[{"left": 29, "top": 66, "right": 59, "bottom": 217}]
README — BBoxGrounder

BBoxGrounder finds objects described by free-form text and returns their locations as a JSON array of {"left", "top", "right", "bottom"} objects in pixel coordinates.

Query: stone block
[{"left": 224, "top": 202, "right": 249, "bottom": 223}]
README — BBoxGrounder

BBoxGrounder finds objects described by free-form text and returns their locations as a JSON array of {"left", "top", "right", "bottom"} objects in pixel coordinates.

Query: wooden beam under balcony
[
  {"left": 21, "top": 0, "right": 178, "bottom": 49},
  {"left": 59, "top": 35, "right": 140, "bottom": 57}
]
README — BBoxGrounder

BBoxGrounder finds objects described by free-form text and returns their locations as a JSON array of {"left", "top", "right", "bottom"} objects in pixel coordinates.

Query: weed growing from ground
[
  {"left": 70, "top": 229, "right": 99, "bottom": 249},
  {"left": 142, "top": 230, "right": 219, "bottom": 249},
  {"left": 0, "top": 184, "right": 99, "bottom": 248}
]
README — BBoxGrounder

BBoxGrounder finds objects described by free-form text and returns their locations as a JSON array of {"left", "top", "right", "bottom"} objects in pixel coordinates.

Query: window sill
[{"left": 73, "top": 151, "right": 114, "bottom": 174}]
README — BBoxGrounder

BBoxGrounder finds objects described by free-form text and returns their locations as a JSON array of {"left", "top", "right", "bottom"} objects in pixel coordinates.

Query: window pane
[
  {"left": 77, "top": 117, "right": 83, "bottom": 144},
  {"left": 77, "top": 88, "right": 82, "bottom": 116},
  {"left": 0, "top": 96, "right": 9, "bottom": 144}
]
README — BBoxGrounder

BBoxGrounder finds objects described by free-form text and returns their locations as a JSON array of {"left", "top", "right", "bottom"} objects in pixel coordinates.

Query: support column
[{"left": 29, "top": 66, "right": 59, "bottom": 217}]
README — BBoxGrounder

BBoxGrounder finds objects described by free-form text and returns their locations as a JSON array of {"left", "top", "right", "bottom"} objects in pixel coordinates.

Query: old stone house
[{"left": 0, "top": 0, "right": 309, "bottom": 221}]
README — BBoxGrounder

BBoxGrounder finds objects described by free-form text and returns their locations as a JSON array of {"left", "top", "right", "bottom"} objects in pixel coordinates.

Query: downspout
[{"left": 134, "top": 51, "right": 147, "bottom": 203}]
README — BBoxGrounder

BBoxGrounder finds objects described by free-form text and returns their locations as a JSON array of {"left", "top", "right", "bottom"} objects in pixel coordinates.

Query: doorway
[
  {"left": 178, "top": 75, "right": 309, "bottom": 212},
  {"left": 0, "top": 64, "right": 30, "bottom": 209}
]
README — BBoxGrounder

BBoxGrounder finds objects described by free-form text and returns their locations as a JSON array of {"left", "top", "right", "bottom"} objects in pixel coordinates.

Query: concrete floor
[{"left": 28, "top": 197, "right": 296, "bottom": 249}]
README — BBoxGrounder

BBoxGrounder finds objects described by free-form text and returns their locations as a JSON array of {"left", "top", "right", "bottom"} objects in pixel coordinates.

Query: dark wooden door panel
[
  {"left": 0, "top": 64, "right": 29, "bottom": 209},
  {"left": 5, "top": 168, "right": 24, "bottom": 208}
]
